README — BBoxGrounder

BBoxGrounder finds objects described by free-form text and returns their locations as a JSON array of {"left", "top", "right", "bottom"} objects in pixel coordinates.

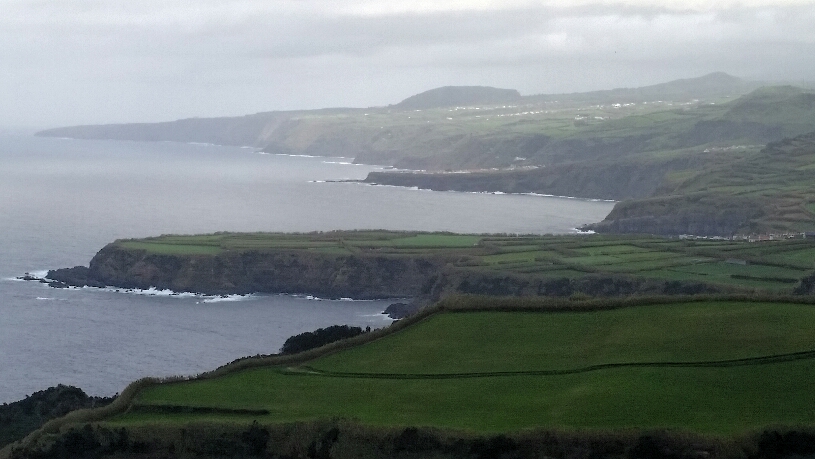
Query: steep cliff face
[
  {"left": 45, "top": 241, "right": 727, "bottom": 301},
  {"left": 79, "top": 245, "right": 442, "bottom": 299}
]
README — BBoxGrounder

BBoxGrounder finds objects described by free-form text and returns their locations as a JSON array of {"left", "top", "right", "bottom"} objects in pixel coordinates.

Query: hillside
[
  {"left": 128, "top": 299, "right": 815, "bottom": 433},
  {"left": 33, "top": 74, "right": 815, "bottom": 236},
  {"left": 36, "top": 72, "right": 758, "bottom": 166},
  {"left": 587, "top": 130, "right": 815, "bottom": 235},
  {"left": 392, "top": 86, "right": 521, "bottom": 110},
  {"left": 8, "top": 297, "right": 815, "bottom": 459},
  {"left": 363, "top": 88, "right": 815, "bottom": 234}
]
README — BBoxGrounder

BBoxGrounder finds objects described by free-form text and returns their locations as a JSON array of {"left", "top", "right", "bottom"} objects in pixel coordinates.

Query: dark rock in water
[
  {"left": 46, "top": 266, "right": 106, "bottom": 288},
  {"left": 384, "top": 302, "right": 420, "bottom": 319},
  {"left": 18, "top": 274, "right": 41, "bottom": 281}
]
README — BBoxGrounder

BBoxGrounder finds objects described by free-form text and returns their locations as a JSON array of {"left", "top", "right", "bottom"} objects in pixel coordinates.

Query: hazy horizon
[{"left": 3, "top": 0, "right": 814, "bottom": 128}]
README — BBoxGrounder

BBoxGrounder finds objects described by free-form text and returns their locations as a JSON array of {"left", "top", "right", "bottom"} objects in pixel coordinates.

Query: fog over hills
[{"left": 36, "top": 72, "right": 759, "bottom": 147}]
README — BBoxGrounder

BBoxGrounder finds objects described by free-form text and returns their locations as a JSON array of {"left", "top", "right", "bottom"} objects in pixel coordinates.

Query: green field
[
  {"left": 116, "top": 231, "right": 815, "bottom": 294},
  {"left": 110, "top": 299, "right": 815, "bottom": 434}
]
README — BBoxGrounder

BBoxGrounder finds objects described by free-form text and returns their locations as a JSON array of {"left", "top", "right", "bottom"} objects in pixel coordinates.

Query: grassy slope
[
  {"left": 595, "top": 129, "right": 815, "bottom": 234},
  {"left": 115, "top": 300, "right": 815, "bottom": 434},
  {"left": 113, "top": 231, "right": 815, "bottom": 294}
]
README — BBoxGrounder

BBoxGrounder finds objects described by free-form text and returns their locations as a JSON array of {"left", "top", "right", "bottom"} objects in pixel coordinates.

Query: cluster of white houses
[{"left": 678, "top": 232, "right": 815, "bottom": 242}]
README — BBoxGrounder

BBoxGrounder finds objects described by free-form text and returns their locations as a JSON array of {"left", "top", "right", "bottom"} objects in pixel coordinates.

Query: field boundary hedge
[{"left": 289, "top": 348, "right": 815, "bottom": 380}]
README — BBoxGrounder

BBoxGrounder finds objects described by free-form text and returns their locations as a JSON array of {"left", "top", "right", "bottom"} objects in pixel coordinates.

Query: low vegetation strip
[
  {"left": 128, "top": 405, "right": 269, "bottom": 416},
  {"left": 290, "top": 348, "right": 815, "bottom": 380}
]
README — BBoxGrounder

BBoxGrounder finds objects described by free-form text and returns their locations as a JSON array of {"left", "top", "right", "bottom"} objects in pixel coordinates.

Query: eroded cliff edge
[{"left": 48, "top": 244, "right": 443, "bottom": 300}]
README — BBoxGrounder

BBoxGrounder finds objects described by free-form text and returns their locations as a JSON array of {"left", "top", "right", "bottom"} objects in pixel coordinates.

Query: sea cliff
[
  {"left": 48, "top": 244, "right": 442, "bottom": 300},
  {"left": 40, "top": 232, "right": 762, "bottom": 303}
]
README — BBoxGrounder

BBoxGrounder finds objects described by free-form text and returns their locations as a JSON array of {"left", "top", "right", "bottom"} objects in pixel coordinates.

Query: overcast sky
[{"left": 2, "top": 0, "right": 814, "bottom": 128}]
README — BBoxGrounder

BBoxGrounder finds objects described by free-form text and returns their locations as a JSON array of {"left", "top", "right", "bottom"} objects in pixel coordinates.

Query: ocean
[{"left": 0, "top": 131, "right": 614, "bottom": 402}]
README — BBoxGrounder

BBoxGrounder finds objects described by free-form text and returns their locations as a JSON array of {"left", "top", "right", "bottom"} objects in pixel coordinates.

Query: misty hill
[
  {"left": 392, "top": 86, "right": 521, "bottom": 110},
  {"left": 34, "top": 74, "right": 815, "bottom": 235},
  {"left": 35, "top": 108, "right": 362, "bottom": 148},
  {"left": 526, "top": 72, "right": 760, "bottom": 105},
  {"left": 37, "top": 113, "right": 280, "bottom": 147},
  {"left": 36, "top": 72, "right": 756, "bottom": 151}
]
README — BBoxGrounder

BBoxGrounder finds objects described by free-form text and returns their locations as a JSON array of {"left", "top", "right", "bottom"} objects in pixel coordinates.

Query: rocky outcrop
[{"left": 383, "top": 302, "right": 421, "bottom": 319}]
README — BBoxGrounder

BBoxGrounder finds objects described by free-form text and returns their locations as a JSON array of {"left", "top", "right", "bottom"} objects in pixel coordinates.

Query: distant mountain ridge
[
  {"left": 36, "top": 72, "right": 756, "bottom": 148},
  {"left": 526, "top": 72, "right": 758, "bottom": 104}
]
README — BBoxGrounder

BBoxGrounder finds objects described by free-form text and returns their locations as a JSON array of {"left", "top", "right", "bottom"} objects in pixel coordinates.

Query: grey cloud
[{"left": 1, "top": 2, "right": 814, "bottom": 127}]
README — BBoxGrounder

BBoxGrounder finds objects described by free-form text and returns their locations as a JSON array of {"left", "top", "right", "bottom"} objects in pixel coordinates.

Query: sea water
[{"left": 0, "top": 131, "right": 614, "bottom": 402}]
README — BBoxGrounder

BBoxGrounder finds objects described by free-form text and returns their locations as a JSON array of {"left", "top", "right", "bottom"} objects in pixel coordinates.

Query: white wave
[
  {"left": 274, "top": 153, "right": 321, "bottom": 158},
  {"left": 202, "top": 295, "right": 253, "bottom": 303},
  {"left": 96, "top": 286, "right": 197, "bottom": 298},
  {"left": 6, "top": 269, "right": 50, "bottom": 282},
  {"left": 293, "top": 294, "right": 393, "bottom": 302},
  {"left": 36, "top": 297, "right": 58, "bottom": 301},
  {"left": 359, "top": 182, "right": 616, "bottom": 202},
  {"left": 362, "top": 312, "right": 396, "bottom": 321},
  {"left": 74, "top": 285, "right": 255, "bottom": 303}
]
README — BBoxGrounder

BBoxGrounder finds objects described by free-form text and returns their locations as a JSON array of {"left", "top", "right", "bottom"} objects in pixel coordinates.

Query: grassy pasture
[
  {"left": 115, "top": 301, "right": 815, "bottom": 434},
  {"left": 118, "top": 241, "right": 223, "bottom": 255}
]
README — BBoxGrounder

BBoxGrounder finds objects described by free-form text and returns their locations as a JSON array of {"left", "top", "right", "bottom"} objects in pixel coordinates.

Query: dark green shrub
[{"left": 281, "top": 325, "right": 366, "bottom": 355}]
